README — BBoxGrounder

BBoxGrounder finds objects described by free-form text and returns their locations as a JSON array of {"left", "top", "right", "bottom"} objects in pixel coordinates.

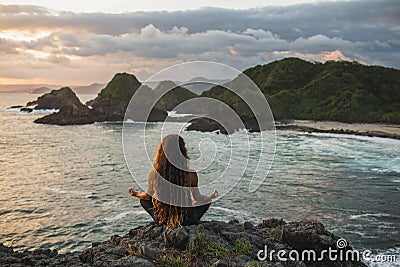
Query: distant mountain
[
  {"left": 154, "top": 80, "right": 198, "bottom": 111},
  {"left": 201, "top": 58, "right": 400, "bottom": 124},
  {"left": 73, "top": 83, "right": 106, "bottom": 94},
  {"left": 0, "top": 84, "right": 59, "bottom": 94},
  {"left": 144, "top": 78, "right": 231, "bottom": 95},
  {"left": 30, "top": 87, "right": 53, "bottom": 94},
  {"left": 31, "top": 83, "right": 105, "bottom": 95},
  {"left": 0, "top": 83, "right": 105, "bottom": 94},
  {"left": 181, "top": 77, "right": 231, "bottom": 95}
]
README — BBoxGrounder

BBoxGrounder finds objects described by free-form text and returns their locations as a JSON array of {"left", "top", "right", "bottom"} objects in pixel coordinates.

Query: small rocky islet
[{"left": 0, "top": 218, "right": 367, "bottom": 267}]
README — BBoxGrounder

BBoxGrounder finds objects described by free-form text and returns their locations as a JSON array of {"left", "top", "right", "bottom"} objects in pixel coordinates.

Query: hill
[
  {"left": 89, "top": 73, "right": 143, "bottom": 120},
  {"left": 154, "top": 80, "right": 198, "bottom": 111},
  {"left": 201, "top": 58, "right": 400, "bottom": 124}
]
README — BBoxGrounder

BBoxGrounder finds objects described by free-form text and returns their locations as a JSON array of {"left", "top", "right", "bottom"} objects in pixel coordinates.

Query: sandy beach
[{"left": 276, "top": 120, "right": 400, "bottom": 140}]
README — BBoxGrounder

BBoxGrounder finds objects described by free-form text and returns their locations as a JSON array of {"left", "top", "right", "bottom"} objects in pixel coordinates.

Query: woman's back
[{"left": 130, "top": 134, "right": 218, "bottom": 228}]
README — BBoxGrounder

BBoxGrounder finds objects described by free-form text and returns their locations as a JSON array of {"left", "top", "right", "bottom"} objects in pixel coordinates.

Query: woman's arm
[
  {"left": 129, "top": 170, "right": 154, "bottom": 200},
  {"left": 189, "top": 171, "right": 218, "bottom": 203}
]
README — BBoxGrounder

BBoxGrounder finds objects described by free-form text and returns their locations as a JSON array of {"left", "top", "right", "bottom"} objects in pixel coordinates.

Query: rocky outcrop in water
[
  {"left": 33, "top": 73, "right": 168, "bottom": 125},
  {"left": 26, "top": 87, "right": 83, "bottom": 110},
  {"left": 0, "top": 219, "right": 366, "bottom": 267},
  {"left": 186, "top": 116, "right": 260, "bottom": 134},
  {"left": 32, "top": 87, "right": 95, "bottom": 125},
  {"left": 88, "top": 73, "right": 142, "bottom": 121}
]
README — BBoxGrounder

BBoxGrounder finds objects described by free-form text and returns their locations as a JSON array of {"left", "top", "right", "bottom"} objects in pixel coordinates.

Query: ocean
[{"left": 0, "top": 94, "right": 399, "bottom": 266}]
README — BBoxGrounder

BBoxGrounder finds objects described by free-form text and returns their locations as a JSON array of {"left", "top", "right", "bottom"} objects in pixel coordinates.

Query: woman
[{"left": 129, "top": 134, "right": 218, "bottom": 228}]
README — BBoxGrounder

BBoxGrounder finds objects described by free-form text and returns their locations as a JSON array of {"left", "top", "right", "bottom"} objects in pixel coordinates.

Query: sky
[{"left": 0, "top": 0, "right": 399, "bottom": 85}]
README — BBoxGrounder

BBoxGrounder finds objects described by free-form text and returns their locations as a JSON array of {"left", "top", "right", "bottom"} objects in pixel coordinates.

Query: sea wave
[
  {"left": 349, "top": 213, "right": 395, "bottom": 220},
  {"left": 96, "top": 119, "right": 165, "bottom": 124},
  {"left": 102, "top": 210, "right": 146, "bottom": 222},
  {"left": 304, "top": 132, "right": 400, "bottom": 144},
  {"left": 43, "top": 186, "right": 94, "bottom": 198},
  {"left": 211, "top": 206, "right": 242, "bottom": 214},
  {"left": 363, "top": 247, "right": 400, "bottom": 267},
  {"left": 371, "top": 168, "right": 400, "bottom": 175},
  {"left": 6, "top": 107, "right": 59, "bottom": 115},
  {"left": 167, "top": 111, "right": 193, "bottom": 118}
]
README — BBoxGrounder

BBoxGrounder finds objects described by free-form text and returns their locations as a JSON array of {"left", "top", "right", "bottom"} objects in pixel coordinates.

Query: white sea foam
[
  {"left": 363, "top": 247, "right": 400, "bottom": 267},
  {"left": 97, "top": 120, "right": 165, "bottom": 124},
  {"left": 305, "top": 132, "right": 400, "bottom": 144},
  {"left": 30, "top": 109, "right": 59, "bottom": 114},
  {"left": 371, "top": 167, "right": 400, "bottom": 174},
  {"left": 167, "top": 111, "right": 193, "bottom": 118},
  {"left": 6, "top": 107, "right": 59, "bottom": 115},
  {"left": 101, "top": 129, "right": 116, "bottom": 133},
  {"left": 211, "top": 206, "right": 240, "bottom": 214},
  {"left": 44, "top": 187, "right": 67, "bottom": 194},
  {"left": 349, "top": 213, "right": 393, "bottom": 220},
  {"left": 43, "top": 187, "right": 94, "bottom": 198}
]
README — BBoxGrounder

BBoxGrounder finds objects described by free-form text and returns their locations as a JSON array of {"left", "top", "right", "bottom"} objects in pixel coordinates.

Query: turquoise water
[{"left": 0, "top": 94, "right": 399, "bottom": 265}]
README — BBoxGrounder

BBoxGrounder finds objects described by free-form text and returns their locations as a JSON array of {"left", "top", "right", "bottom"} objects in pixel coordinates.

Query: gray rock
[
  {"left": 20, "top": 107, "right": 33, "bottom": 113},
  {"left": 114, "top": 256, "right": 155, "bottom": 267},
  {"left": 213, "top": 259, "right": 229, "bottom": 267},
  {"left": 243, "top": 221, "right": 255, "bottom": 230},
  {"left": 234, "top": 254, "right": 252, "bottom": 266},
  {"left": 110, "top": 234, "right": 122, "bottom": 246},
  {"left": 164, "top": 227, "right": 189, "bottom": 250},
  {"left": 0, "top": 219, "right": 367, "bottom": 267}
]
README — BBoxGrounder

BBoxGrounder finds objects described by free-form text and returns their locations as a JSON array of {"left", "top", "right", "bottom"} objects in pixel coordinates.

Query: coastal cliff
[{"left": 0, "top": 218, "right": 367, "bottom": 267}]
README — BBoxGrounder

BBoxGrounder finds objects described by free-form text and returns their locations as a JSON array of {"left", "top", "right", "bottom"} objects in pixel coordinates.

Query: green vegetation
[
  {"left": 154, "top": 80, "right": 198, "bottom": 111},
  {"left": 190, "top": 231, "right": 229, "bottom": 259},
  {"left": 157, "top": 255, "right": 191, "bottom": 267},
  {"left": 233, "top": 238, "right": 253, "bottom": 255},
  {"left": 244, "top": 260, "right": 263, "bottom": 267},
  {"left": 92, "top": 75, "right": 197, "bottom": 113},
  {"left": 202, "top": 58, "right": 400, "bottom": 123},
  {"left": 94, "top": 72, "right": 141, "bottom": 113},
  {"left": 89, "top": 59, "right": 400, "bottom": 124}
]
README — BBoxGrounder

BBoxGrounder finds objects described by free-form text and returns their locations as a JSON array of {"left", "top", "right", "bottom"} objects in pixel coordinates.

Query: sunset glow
[
  {"left": 0, "top": 1, "right": 398, "bottom": 86},
  {"left": 0, "top": 30, "right": 50, "bottom": 41}
]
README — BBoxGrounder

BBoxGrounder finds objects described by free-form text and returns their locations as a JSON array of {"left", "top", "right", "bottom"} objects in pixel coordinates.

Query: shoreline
[{"left": 276, "top": 120, "right": 400, "bottom": 140}]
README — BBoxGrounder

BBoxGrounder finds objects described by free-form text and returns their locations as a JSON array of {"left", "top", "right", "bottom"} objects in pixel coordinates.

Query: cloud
[
  {"left": 322, "top": 50, "right": 352, "bottom": 62},
  {"left": 0, "top": 0, "right": 399, "bottom": 84}
]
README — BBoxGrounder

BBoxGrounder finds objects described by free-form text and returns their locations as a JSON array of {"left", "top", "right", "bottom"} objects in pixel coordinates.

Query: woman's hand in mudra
[
  {"left": 129, "top": 187, "right": 138, "bottom": 197},
  {"left": 209, "top": 189, "right": 218, "bottom": 200},
  {"left": 129, "top": 187, "right": 151, "bottom": 200}
]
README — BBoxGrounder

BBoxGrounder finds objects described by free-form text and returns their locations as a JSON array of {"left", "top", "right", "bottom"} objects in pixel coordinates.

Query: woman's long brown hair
[{"left": 152, "top": 134, "right": 190, "bottom": 228}]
